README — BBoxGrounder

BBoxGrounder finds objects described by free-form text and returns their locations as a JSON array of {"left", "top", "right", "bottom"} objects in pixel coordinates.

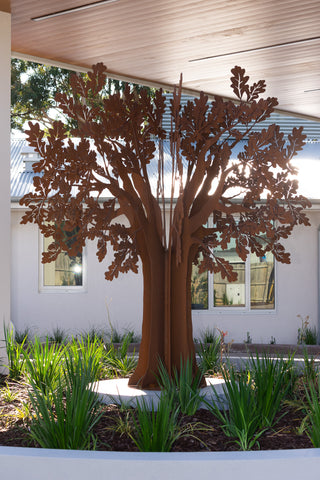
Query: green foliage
[
  {"left": 198, "top": 327, "right": 217, "bottom": 344},
  {"left": 79, "top": 326, "right": 105, "bottom": 344},
  {"left": 28, "top": 352, "right": 102, "bottom": 450},
  {"left": 106, "top": 325, "right": 140, "bottom": 344},
  {"left": 3, "top": 325, "right": 27, "bottom": 380},
  {"left": 198, "top": 339, "right": 221, "bottom": 375},
  {"left": 48, "top": 326, "right": 68, "bottom": 344},
  {"left": 302, "top": 350, "right": 318, "bottom": 383},
  {"left": 14, "top": 327, "right": 32, "bottom": 345},
  {"left": 248, "top": 353, "right": 294, "bottom": 428},
  {"left": 11, "top": 58, "right": 155, "bottom": 133},
  {"left": 67, "top": 335, "right": 105, "bottom": 381},
  {"left": 130, "top": 395, "right": 181, "bottom": 452},
  {"left": 206, "top": 366, "right": 265, "bottom": 450},
  {"left": 0, "top": 383, "right": 18, "bottom": 403},
  {"left": 191, "top": 265, "right": 208, "bottom": 309},
  {"left": 297, "top": 315, "right": 317, "bottom": 345},
  {"left": 157, "top": 358, "right": 204, "bottom": 416},
  {"left": 303, "top": 378, "right": 320, "bottom": 447},
  {"left": 104, "top": 332, "right": 137, "bottom": 377},
  {"left": 23, "top": 337, "right": 64, "bottom": 398},
  {"left": 11, "top": 59, "right": 73, "bottom": 131}
]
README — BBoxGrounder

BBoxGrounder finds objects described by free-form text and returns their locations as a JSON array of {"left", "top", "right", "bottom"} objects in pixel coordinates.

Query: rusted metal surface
[{"left": 20, "top": 63, "right": 310, "bottom": 388}]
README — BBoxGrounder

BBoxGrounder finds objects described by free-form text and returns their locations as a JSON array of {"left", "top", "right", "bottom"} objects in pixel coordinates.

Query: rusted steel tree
[{"left": 20, "top": 64, "right": 310, "bottom": 388}]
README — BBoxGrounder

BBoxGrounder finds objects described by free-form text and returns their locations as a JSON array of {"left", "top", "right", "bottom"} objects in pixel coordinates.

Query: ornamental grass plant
[
  {"left": 28, "top": 351, "right": 102, "bottom": 450},
  {"left": 23, "top": 336, "right": 64, "bottom": 399},
  {"left": 4, "top": 325, "right": 28, "bottom": 380},
  {"left": 129, "top": 394, "right": 181, "bottom": 452},
  {"left": 303, "top": 376, "right": 320, "bottom": 447},
  {"left": 67, "top": 334, "right": 105, "bottom": 381},
  {"left": 198, "top": 338, "right": 221, "bottom": 375},
  {"left": 103, "top": 332, "right": 137, "bottom": 377},
  {"left": 248, "top": 353, "right": 295, "bottom": 428},
  {"left": 157, "top": 358, "right": 204, "bottom": 416},
  {"left": 206, "top": 365, "right": 266, "bottom": 451}
]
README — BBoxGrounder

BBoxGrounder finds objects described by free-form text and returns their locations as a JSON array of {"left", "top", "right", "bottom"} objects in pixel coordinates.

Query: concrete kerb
[{"left": 95, "top": 376, "right": 228, "bottom": 410}]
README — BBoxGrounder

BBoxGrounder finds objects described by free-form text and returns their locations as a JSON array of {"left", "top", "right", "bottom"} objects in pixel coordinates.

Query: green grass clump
[
  {"left": 28, "top": 351, "right": 102, "bottom": 450},
  {"left": 130, "top": 394, "right": 181, "bottom": 452},
  {"left": 104, "top": 332, "right": 137, "bottom": 378},
  {"left": 248, "top": 353, "right": 295, "bottom": 428},
  {"left": 206, "top": 366, "right": 266, "bottom": 451},
  {"left": 198, "top": 338, "right": 221, "bottom": 375},
  {"left": 67, "top": 334, "right": 105, "bottom": 381},
  {"left": 158, "top": 358, "right": 204, "bottom": 416},
  {"left": 304, "top": 378, "right": 320, "bottom": 447},
  {"left": 3, "top": 325, "right": 27, "bottom": 380},
  {"left": 23, "top": 337, "right": 64, "bottom": 398}
]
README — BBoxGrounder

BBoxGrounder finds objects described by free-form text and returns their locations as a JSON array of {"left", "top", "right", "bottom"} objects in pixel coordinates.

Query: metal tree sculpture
[{"left": 20, "top": 64, "right": 311, "bottom": 388}]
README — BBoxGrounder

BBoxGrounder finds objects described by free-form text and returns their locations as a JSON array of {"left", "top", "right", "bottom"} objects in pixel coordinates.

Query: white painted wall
[
  {"left": 193, "top": 208, "right": 320, "bottom": 344},
  {"left": 11, "top": 209, "right": 143, "bottom": 338},
  {"left": 0, "top": 11, "right": 11, "bottom": 370},
  {"left": 11, "top": 206, "right": 320, "bottom": 344}
]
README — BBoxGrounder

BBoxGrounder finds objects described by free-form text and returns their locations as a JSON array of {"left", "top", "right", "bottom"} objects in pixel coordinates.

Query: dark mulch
[{"left": 0, "top": 376, "right": 313, "bottom": 452}]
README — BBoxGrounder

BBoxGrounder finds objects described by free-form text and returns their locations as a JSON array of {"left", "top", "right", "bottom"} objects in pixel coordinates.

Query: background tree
[
  {"left": 20, "top": 63, "right": 311, "bottom": 388},
  {"left": 11, "top": 58, "right": 153, "bottom": 133}
]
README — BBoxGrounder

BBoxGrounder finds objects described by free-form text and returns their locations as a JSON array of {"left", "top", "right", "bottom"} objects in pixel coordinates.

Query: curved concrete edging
[
  {"left": 95, "top": 377, "right": 227, "bottom": 410},
  {"left": 0, "top": 446, "right": 319, "bottom": 480}
]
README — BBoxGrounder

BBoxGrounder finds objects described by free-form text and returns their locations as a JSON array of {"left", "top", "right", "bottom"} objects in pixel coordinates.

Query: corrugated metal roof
[
  {"left": 162, "top": 95, "right": 320, "bottom": 139},
  {"left": 11, "top": 103, "right": 320, "bottom": 200}
]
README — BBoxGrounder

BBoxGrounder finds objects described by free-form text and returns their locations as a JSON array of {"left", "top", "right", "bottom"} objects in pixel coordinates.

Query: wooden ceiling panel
[{"left": 10, "top": 0, "right": 320, "bottom": 119}]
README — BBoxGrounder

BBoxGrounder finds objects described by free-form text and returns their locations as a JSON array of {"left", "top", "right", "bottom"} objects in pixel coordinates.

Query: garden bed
[{"left": 0, "top": 376, "right": 313, "bottom": 452}]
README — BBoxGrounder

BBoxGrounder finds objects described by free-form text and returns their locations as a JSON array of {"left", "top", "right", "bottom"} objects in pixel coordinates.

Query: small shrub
[
  {"left": 0, "top": 383, "right": 18, "bottom": 403},
  {"left": 199, "top": 328, "right": 217, "bottom": 344},
  {"left": 158, "top": 358, "right": 204, "bottom": 416},
  {"left": 302, "top": 350, "right": 318, "bottom": 382},
  {"left": 297, "top": 315, "right": 317, "bottom": 345},
  {"left": 104, "top": 332, "right": 137, "bottom": 377},
  {"left": 29, "top": 353, "right": 102, "bottom": 450},
  {"left": 3, "top": 325, "right": 27, "bottom": 380},
  {"left": 48, "top": 326, "right": 68, "bottom": 344},
  {"left": 198, "top": 338, "right": 221, "bottom": 375},
  {"left": 304, "top": 379, "right": 320, "bottom": 447},
  {"left": 68, "top": 334, "right": 105, "bottom": 381},
  {"left": 130, "top": 394, "right": 181, "bottom": 452},
  {"left": 23, "top": 337, "right": 64, "bottom": 398},
  {"left": 15, "top": 327, "right": 32, "bottom": 345},
  {"left": 248, "top": 353, "right": 294, "bottom": 428},
  {"left": 206, "top": 365, "right": 265, "bottom": 451}
]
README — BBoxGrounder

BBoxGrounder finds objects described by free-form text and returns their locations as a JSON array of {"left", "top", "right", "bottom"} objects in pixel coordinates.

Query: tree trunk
[{"left": 128, "top": 245, "right": 203, "bottom": 389}]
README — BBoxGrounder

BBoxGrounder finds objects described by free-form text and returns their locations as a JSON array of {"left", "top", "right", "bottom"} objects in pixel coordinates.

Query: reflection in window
[
  {"left": 250, "top": 251, "right": 274, "bottom": 309},
  {"left": 43, "top": 227, "right": 83, "bottom": 287},
  {"left": 191, "top": 264, "right": 208, "bottom": 310},
  {"left": 214, "top": 239, "right": 245, "bottom": 307},
  {"left": 191, "top": 239, "right": 275, "bottom": 311}
]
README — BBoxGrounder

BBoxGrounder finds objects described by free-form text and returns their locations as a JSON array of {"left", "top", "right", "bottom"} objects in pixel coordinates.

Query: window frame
[
  {"left": 192, "top": 217, "right": 276, "bottom": 314},
  {"left": 38, "top": 229, "right": 87, "bottom": 294}
]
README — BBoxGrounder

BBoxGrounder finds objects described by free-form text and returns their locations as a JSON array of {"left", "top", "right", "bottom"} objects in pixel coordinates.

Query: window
[
  {"left": 40, "top": 226, "right": 86, "bottom": 292},
  {"left": 191, "top": 239, "right": 275, "bottom": 311}
]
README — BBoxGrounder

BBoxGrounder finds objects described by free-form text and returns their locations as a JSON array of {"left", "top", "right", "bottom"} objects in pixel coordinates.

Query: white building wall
[
  {"left": 11, "top": 207, "right": 320, "bottom": 344},
  {"left": 11, "top": 209, "right": 143, "bottom": 338},
  {"left": 0, "top": 11, "right": 11, "bottom": 369},
  {"left": 193, "top": 209, "right": 320, "bottom": 344}
]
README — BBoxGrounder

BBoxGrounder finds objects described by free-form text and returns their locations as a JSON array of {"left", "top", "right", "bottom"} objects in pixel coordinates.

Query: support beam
[{"left": 0, "top": 11, "right": 11, "bottom": 371}]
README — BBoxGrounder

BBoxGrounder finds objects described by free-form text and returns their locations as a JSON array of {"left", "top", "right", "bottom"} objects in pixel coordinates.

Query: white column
[{"left": 0, "top": 11, "right": 11, "bottom": 372}]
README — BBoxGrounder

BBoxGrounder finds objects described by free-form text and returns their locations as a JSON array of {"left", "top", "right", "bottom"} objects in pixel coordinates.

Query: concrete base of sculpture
[{"left": 94, "top": 377, "right": 227, "bottom": 410}]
